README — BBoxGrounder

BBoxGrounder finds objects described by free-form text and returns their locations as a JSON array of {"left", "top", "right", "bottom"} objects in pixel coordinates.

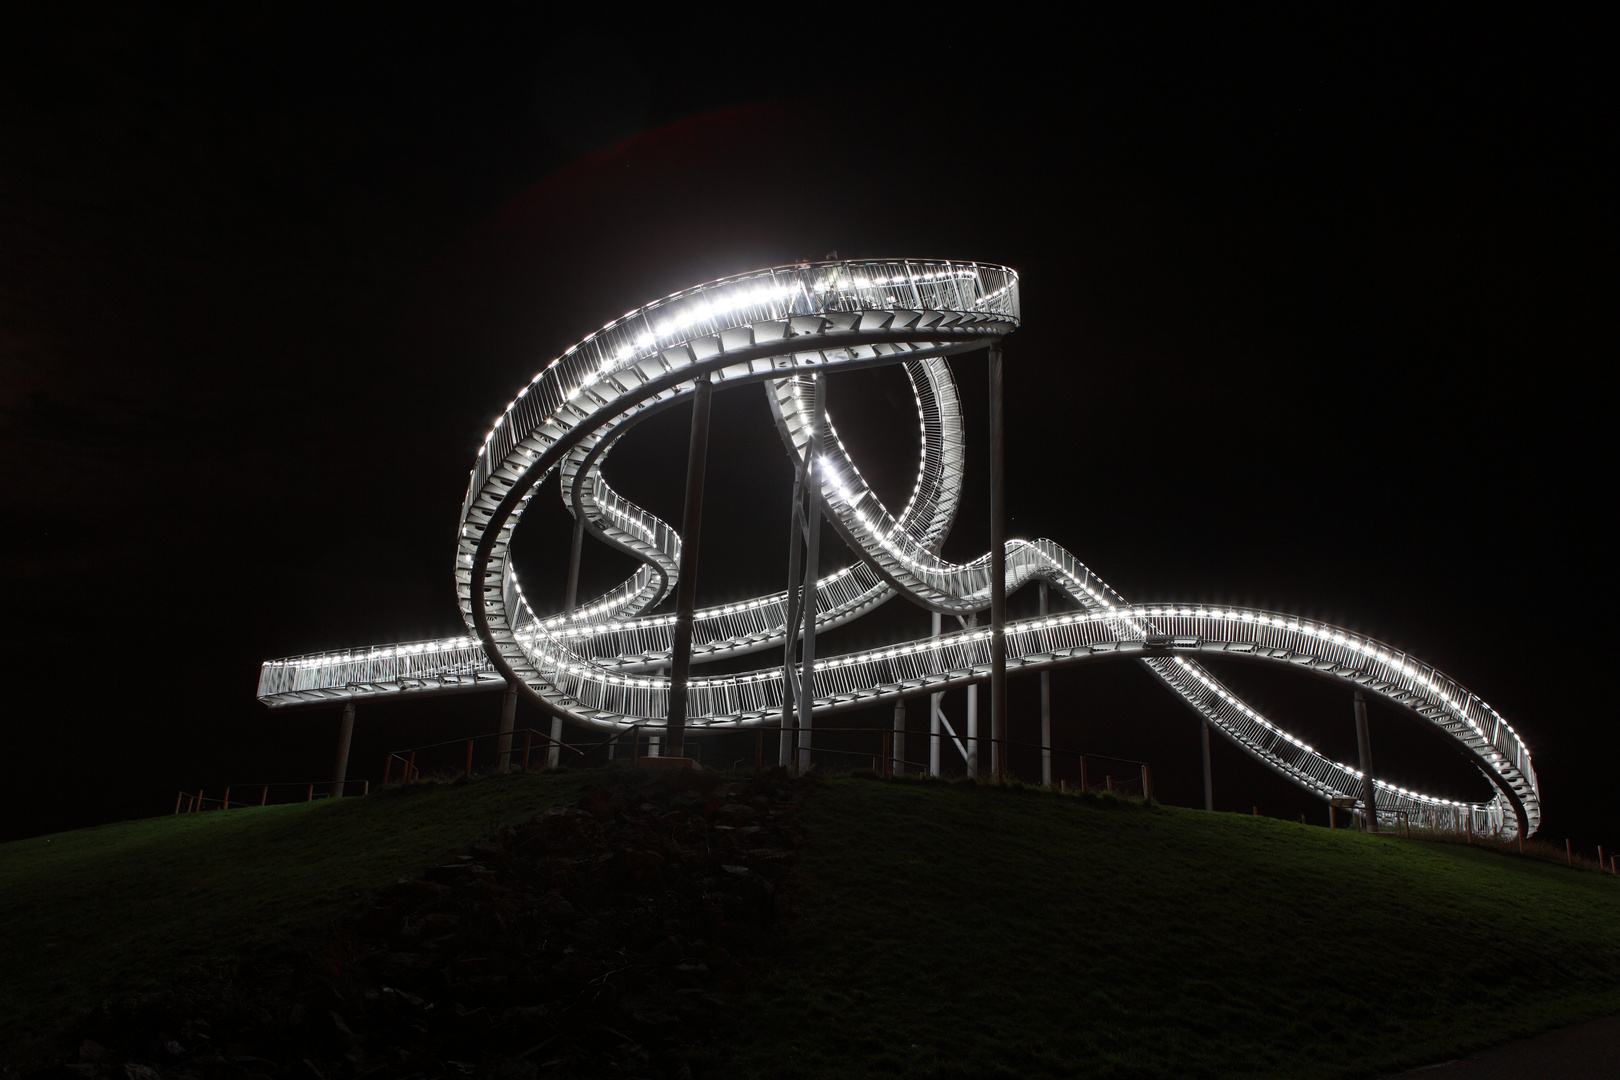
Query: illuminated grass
[
  {"left": 0, "top": 770, "right": 590, "bottom": 1061},
  {"left": 712, "top": 776, "right": 1620, "bottom": 1080}
]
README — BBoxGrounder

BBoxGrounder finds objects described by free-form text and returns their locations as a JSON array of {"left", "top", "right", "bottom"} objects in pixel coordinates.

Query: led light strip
[{"left": 258, "top": 259, "right": 1537, "bottom": 839}]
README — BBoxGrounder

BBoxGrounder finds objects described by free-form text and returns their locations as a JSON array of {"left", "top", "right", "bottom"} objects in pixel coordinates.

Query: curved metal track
[{"left": 258, "top": 259, "right": 1540, "bottom": 839}]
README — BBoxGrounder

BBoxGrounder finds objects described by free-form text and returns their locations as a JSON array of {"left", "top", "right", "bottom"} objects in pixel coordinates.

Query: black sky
[{"left": 1, "top": 10, "right": 1608, "bottom": 846}]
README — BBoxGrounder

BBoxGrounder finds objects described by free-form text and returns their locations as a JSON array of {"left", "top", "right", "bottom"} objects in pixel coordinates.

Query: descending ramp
[{"left": 258, "top": 259, "right": 1539, "bottom": 838}]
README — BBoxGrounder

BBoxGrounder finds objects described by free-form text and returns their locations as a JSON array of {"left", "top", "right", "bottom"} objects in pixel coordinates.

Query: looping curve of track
[{"left": 274, "top": 259, "right": 1542, "bottom": 839}]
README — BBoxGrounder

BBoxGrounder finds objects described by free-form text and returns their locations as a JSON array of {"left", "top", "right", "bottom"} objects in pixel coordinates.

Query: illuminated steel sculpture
[{"left": 258, "top": 260, "right": 1540, "bottom": 839}]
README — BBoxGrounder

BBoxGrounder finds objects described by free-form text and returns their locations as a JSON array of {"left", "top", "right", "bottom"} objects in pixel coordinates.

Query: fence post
[
  {"left": 173, "top": 792, "right": 183, "bottom": 815},
  {"left": 1080, "top": 755, "right": 1089, "bottom": 793},
  {"left": 883, "top": 731, "right": 892, "bottom": 780},
  {"left": 382, "top": 754, "right": 391, "bottom": 784},
  {"left": 631, "top": 727, "right": 641, "bottom": 765},
  {"left": 195, "top": 790, "right": 203, "bottom": 812},
  {"left": 465, "top": 739, "right": 474, "bottom": 777},
  {"left": 1105, "top": 775, "right": 1113, "bottom": 794},
  {"left": 522, "top": 730, "right": 533, "bottom": 772},
  {"left": 222, "top": 786, "right": 230, "bottom": 810},
  {"left": 306, "top": 783, "right": 313, "bottom": 802},
  {"left": 1566, "top": 839, "right": 1573, "bottom": 867},
  {"left": 1329, "top": 805, "right": 1335, "bottom": 829},
  {"left": 1141, "top": 765, "right": 1152, "bottom": 803},
  {"left": 1252, "top": 806, "right": 1259, "bottom": 817},
  {"left": 1517, "top": 831, "right": 1523, "bottom": 855},
  {"left": 407, "top": 751, "right": 416, "bottom": 781},
  {"left": 1465, "top": 815, "right": 1472, "bottom": 845}
]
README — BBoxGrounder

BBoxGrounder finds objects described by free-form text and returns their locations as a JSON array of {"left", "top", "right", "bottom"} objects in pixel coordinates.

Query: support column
[
  {"left": 547, "top": 715, "right": 563, "bottom": 768},
  {"left": 497, "top": 682, "right": 518, "bottom": 770},
  {"left": 1038, "top": 581, "right": 1052, "bottom": 786},
  {"left": 331, "top": 702, "right": 355, "bottom": 798},
  {"left": 544, "top": 481, "right": 589, "bottom": 770},
  {"left": 1202, "top": 718, "right": 1214, "bottom": 812},
  {"left": 1354, "top": 688, "right": 1379, "bottom": 832},
  {"left": 966, "top": 669, "right": 979, "bottom": 778},
  {"left": 666, "top": 374, "right": 714, "bottom": 760},
  {"left": 796, "top": 376, "right": 828, "bottom": 774},
  {"left": 988, "top": 343, "right": 1007, "bottom": 783},
  {"left": 891, "top": 699, "right": 906, "bottom": 776},
  {"left": 780, "top": 441, "right": 807, "bottom": 770},
  {"left": 563, "top": 495, "right": 586, "bottom": 617},
  {"left": 929, "top": 612, "right": 943, "bottom": 776}
]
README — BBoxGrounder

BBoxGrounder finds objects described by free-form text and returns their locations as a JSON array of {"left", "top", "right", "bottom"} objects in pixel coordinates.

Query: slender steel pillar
[
  {"left": 892, "top": 699, "right": 906, "bottom": 776},
  {"left": 780, "top": 445, "right": 806, "bottom": 769},
  {"left": 496, "top": 681, "right": 518, "bottom": 770},
  {"left": 1354, "top": 688, "right": 1379, "bottom": 832},
  {"left": 563, "top": 496, "right": 586, "bottom": 614},
  {"left": 665, "top": 373, "right": 714, "bottom": 759},
  {"left": 988, "top": 343, "right": 1007, "bottom": 782},
  {"left": 331, "top": 702, "right": 355, "bottom": 798},
  {"left": 1038, "top": 581, "right": 1052, "bottom": 786},
  {"left": 548, "top": 511, "right": 588, "bottom": 770},
  {"left": 966, "top": 677, "right": 979, "bottom": 777},
  {"left": 929, "top": 611, "right": 943, "bottom": 776},
  {"left": 796, "top": 376, "right": 828, "bottom": 774},
  {"left": 1202, "top": 719, "right": 1214, "bottom": 811}
]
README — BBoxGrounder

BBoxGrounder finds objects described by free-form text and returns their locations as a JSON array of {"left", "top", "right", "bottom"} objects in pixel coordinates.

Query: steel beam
[
  {"left": 497, "top": 681, "right": 517, "bottom": 770},
  {"left": 1355, "top": 688, "right": 1379, "bottom": 832},
  {"left": 665, "top": 372, "right": 713, "bottom": 759},
  {"left": 989, "top": 343, "right": 1007, "bottom": 782},
  {"left": 796, "top": 375, "right": 828, "bottom": 774},
  {"left": 1039, "top": 580, "right": 1051, "bottom": 786},
  {"left": 331, "top": 702, "right": 355, "bottom": 798}
]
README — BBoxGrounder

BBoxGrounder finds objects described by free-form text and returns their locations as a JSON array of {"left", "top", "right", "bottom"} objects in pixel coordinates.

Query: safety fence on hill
[
  {"left": 373, "top": 723, "right": 1154, "bottom": 797},
  {"left": 172, "top": 779, "right": 370, "bottom": 813}
]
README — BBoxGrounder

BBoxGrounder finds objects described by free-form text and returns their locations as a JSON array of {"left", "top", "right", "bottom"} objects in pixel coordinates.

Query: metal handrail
[{"left": 257, "top": 258, "right": 1538, "bottom": 839}]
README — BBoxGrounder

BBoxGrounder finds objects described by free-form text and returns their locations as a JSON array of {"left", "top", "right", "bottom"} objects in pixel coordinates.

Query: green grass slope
[
  {"left": 715, "top": 777, "right": 1620, "bottom": 1080},
  {"left": 5, "top": 771, "right": 1617, "bottom": 1078},
  {"left": 0, "top": 770, "right": 589, "bottom": 1060}
]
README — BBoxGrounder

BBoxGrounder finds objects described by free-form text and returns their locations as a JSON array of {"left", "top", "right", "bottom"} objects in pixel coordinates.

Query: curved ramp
[{"left": 259, "top": 260, "right": 1538, "bottom": 839}]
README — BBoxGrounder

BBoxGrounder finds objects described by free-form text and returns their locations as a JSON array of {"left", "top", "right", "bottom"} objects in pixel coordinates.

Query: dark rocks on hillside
[{"left": 18, "top": 766, "right": 812, "bottom": 1080}]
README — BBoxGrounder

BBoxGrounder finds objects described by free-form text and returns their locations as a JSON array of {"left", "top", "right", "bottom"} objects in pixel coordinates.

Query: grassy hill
[
  {"left": 0, "top": 770, "right": 591, "bottom": 1060},
  {"left": 712, "top": 777, "right": 1620, "bottom": 1078},
  {"left": 3, "top": 768, "right": 1618, "bottom": 1078}
]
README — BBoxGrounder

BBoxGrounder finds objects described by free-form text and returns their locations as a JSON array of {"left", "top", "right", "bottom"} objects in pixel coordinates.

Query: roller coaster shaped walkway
[{"left": 258, "top": 259, "right": 1540, "bottom": 839}]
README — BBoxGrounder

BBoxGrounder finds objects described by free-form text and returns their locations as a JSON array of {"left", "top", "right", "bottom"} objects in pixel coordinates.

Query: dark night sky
[{"left": 1, "top": 10, "right": 1608, "bottom": 847}]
